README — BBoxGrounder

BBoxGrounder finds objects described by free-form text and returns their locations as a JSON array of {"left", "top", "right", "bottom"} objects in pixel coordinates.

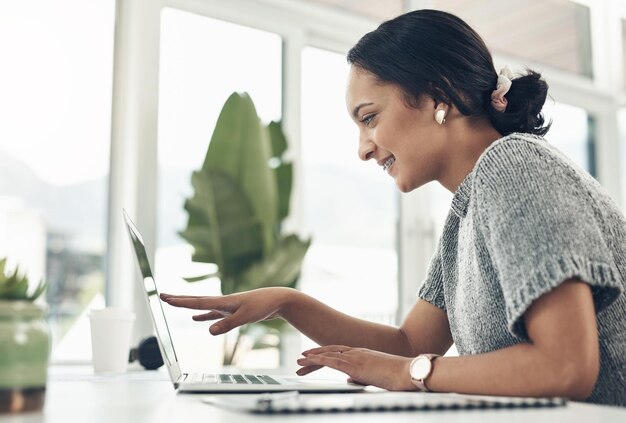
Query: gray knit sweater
[{"left": 418, "top": 133, "right": 626, "bottom": 406}]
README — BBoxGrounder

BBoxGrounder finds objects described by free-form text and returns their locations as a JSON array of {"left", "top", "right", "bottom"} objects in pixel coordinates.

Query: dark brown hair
[{"left": 347, "top": 9, "right": 550, "bottom": 136}]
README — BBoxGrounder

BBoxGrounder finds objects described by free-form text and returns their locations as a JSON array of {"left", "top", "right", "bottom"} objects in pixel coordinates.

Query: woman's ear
[
  {"left": 435, "top": 108, "right": 447, "bottom": 125},
  {"left": 432, "top": 96, "right": 450, "bottom": 125}
]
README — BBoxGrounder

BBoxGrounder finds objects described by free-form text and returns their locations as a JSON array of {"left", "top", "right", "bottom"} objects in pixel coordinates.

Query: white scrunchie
[{"left": 491, "top": 66, "right": 513, "bottom": 112}]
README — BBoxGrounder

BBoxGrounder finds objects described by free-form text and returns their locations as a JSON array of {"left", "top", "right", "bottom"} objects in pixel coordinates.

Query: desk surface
[{"left": 1, "top": 366, "right": 625, "bottom": 423}]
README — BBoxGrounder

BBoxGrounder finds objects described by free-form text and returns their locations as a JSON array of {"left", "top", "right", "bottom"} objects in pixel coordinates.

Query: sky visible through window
[{"left": 0, "top": 0, "right": 114, "bottom": 187}]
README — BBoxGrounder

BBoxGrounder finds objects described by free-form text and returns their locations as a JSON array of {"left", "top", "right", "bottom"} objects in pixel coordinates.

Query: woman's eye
[{"left": 361, "top": 114, "right": 375, "bottom": 126}]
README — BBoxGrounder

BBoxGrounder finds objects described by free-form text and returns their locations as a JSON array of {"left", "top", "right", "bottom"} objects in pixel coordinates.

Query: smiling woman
[{"left": 161, "top": 9, "right": 626, "bottom": 407}]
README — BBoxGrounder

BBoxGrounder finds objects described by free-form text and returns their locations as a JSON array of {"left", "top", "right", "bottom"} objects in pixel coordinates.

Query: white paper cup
[{"left": 88, "top": 308, "right": 135, "bottom": 374}]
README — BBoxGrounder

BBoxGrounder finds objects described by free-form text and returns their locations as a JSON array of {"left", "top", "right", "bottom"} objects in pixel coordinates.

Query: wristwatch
[{"left": 409, "top": 354, "right": 440, "bottom": 391}]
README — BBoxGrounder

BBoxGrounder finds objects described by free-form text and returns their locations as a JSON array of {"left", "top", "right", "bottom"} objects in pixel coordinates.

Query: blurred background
[{"left": 1, "top": 0, "right": 625, "bottom": 370}]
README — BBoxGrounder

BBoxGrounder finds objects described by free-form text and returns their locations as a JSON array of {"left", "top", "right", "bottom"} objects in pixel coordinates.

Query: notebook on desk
[
  {"left": 203, "top": 391, "right": 567, "bottom": 414},
  {"left": 123, "top": 209, "right": 363, "bottom": 393}
]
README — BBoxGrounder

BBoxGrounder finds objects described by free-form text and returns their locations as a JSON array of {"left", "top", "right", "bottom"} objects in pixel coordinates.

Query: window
[
  {"left": 542, "top": 101, "right": 595, "bottom": 174},
  {"left": 0, "top": 0, "right": 114, "bottom": 361},
  {"left": 157, "top": 8, "right": 282, "bottom": 369},
  {"left": 300, "top": 47, "right": 399, "bottom": 346},
  {"left": 296, "top": 0, "right": 404, "bottom": 21},
  {"left": 431, "top": 0, "right": 593, "bottom": 76}
]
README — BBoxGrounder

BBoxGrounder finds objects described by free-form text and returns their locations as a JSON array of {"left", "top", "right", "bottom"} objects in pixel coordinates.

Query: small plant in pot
[{"left": 0, "top": 258, "right": 49, "bottom": 414}]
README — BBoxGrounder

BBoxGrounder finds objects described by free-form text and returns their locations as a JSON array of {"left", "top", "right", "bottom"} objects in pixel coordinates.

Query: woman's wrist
[{"left": 277, "top": 287, "right": 304, "bottom": 320}]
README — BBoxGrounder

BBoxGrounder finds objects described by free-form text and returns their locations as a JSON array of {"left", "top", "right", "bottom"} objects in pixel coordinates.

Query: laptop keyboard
[{"left": 185, "top": 373, "right": 280, "bottom": 385}]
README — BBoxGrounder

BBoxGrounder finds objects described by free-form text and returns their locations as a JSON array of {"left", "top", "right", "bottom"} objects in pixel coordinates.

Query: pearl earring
[{"left": 435, "top": 109, "right": 446, "bottom": 125}]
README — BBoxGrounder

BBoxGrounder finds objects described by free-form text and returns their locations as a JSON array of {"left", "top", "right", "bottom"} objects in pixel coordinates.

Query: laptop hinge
[{"left": 175, "top": 373, "right": 187, "bottom": 388}]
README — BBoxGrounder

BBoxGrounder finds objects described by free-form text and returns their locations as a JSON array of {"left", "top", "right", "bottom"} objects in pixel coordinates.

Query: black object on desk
[{"left": 128, "top": 336, "right": 164, "bottom": 370}]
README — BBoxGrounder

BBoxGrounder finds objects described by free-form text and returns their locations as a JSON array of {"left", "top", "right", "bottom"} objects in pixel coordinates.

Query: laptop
[{"left": 123, "top": 209, "right": 363, "bottom": 393}]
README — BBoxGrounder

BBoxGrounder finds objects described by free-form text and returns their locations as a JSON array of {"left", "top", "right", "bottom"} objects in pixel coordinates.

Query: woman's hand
[
  {"left": 296, "top": 345, "right": 416, "bottom": 391},
  {"left": 160, "top": 287, "right": 295, "bottom": 335}
]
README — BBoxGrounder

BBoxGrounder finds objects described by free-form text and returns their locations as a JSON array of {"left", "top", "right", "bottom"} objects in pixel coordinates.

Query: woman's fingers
[
  {"left": 299, "top": 348, "right": 414, "bottom": 391},
  {"left": 298, "top": 346, "right": 354, "bottom": 375},
  {"left": 208, "top": 313, "right": 247, "bottom": 335},
  {"left": 161, "top": 290, "right": 283, "bottom": 336},
  {"left": 302, "top": 345, "right": 351, "bottom": 356},
  {"left": 192, "top": 310, "right": 228, "bottom": 321},
  {"left": 295, "top": 365, "right": 324, "bottom": 376},
  {"left": 296, "top": 360, "right": 366, "bottom": 384},
  {"left": 297, "top": 352, "right": 354, "bottom": 374},
  {"left": 160, "top": 293, "right": 204, "bottom": 300},
  {"left": 188, "top": 308, "right": 246, "bottom": 334},
  {"left": 161, "top": 295, "right": 238, "bottom": 314},
  {"left": 160, "top": 296, "right": 211, "bottom": 309}
]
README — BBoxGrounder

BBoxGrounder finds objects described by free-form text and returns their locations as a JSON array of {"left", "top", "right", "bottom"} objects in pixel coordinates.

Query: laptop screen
[{"left": 123, "top": 211, "right": 179, "bottom": 370}]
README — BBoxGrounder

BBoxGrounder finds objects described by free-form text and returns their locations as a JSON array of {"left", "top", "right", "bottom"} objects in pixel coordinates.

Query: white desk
[{"left": 1, "top": 366, "right": 625, "bottom": 423}]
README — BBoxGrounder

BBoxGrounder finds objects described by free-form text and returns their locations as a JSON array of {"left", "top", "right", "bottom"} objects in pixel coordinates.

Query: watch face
[{"left": 410, "top": 356, "right": 432, "bottom": 380}]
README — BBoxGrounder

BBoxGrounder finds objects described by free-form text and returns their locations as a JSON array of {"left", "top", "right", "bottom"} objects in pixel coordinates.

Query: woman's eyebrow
[{"left": 352, "top": 102, "right": 374, "bottom": 119}]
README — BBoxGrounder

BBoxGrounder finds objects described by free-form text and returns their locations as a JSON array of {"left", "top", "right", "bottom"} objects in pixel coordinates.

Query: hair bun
[{"left": 489, "top": 69, "right": 550, "bottom": 136}]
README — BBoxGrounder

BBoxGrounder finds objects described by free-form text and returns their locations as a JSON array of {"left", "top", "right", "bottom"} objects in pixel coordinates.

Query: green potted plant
[
  {"left": 180, "top": 92, "right": 311, "bottom": 365},
  {"left": 0, "top": 258, "right": 49, "bottom": 414}
]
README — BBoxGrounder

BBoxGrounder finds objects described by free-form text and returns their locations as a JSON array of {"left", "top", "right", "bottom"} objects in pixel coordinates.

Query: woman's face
[{"left": 345, "top": 66, "right": 447, "bottom": 193}]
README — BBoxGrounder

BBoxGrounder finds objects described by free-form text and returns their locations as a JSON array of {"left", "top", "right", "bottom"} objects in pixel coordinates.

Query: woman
[{"left": 161, "top": 10, "right": 626, "bottom": 406}]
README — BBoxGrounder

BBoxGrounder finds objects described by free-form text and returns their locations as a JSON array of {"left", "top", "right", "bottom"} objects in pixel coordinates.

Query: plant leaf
[
  {"left": 274, "top": 162, "right": 292, "bottom": 221},
  {"left": 232, "top": 235, "right": 311, "bottom": 293},
  {"left": 182, "top": 274, "right": 220, "bottom": 283},
  {"left": 28, "top": 278, "right": 47, "bottom": 301},
  {"left": 267, "top": 122, "right": 292, "bottom": 221},
  {"left": 267, "top": 120, "right": 287, "bottom": 158},
  {"left": 203, "top": 92, "right": 278, "bottom": 255},
  {"left": 181, "top": 168, "right": 265, "bottom": 278},
  {"left": 178, "top": 227, "right": 217, "bottom": 263},
  {"left": 181, "top": 170, "right": 223, "bottom": 269},
  {"left": 0, "top": 260, "right": 47, "bottom": 301}
]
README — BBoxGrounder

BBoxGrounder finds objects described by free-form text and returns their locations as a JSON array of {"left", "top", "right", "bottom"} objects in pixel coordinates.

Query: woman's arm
[
  {"left": 426, "top": 279, "right": 599, "bottom": 399},
  {"left": 161, "top": 288, "right": 452, "bottom": 357},
  {"left": 282, "top": 294, "right": 452, "bottom": 356},
  {"left": 297, "top": 279, "right": 600, "bottom": 400}
]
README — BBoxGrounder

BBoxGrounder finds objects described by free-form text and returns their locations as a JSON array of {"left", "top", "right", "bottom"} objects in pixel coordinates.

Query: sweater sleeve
[
  {"left": 474, "top": 138, "right": 623, "bottom": 340},
  {"left": 417, "top": 237, "right": 447, "bottom": 311}
]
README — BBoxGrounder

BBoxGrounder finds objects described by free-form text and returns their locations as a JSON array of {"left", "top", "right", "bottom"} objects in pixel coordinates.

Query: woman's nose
[{"left": 358, "top": 139, "right": 375, "bottom": 161}]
